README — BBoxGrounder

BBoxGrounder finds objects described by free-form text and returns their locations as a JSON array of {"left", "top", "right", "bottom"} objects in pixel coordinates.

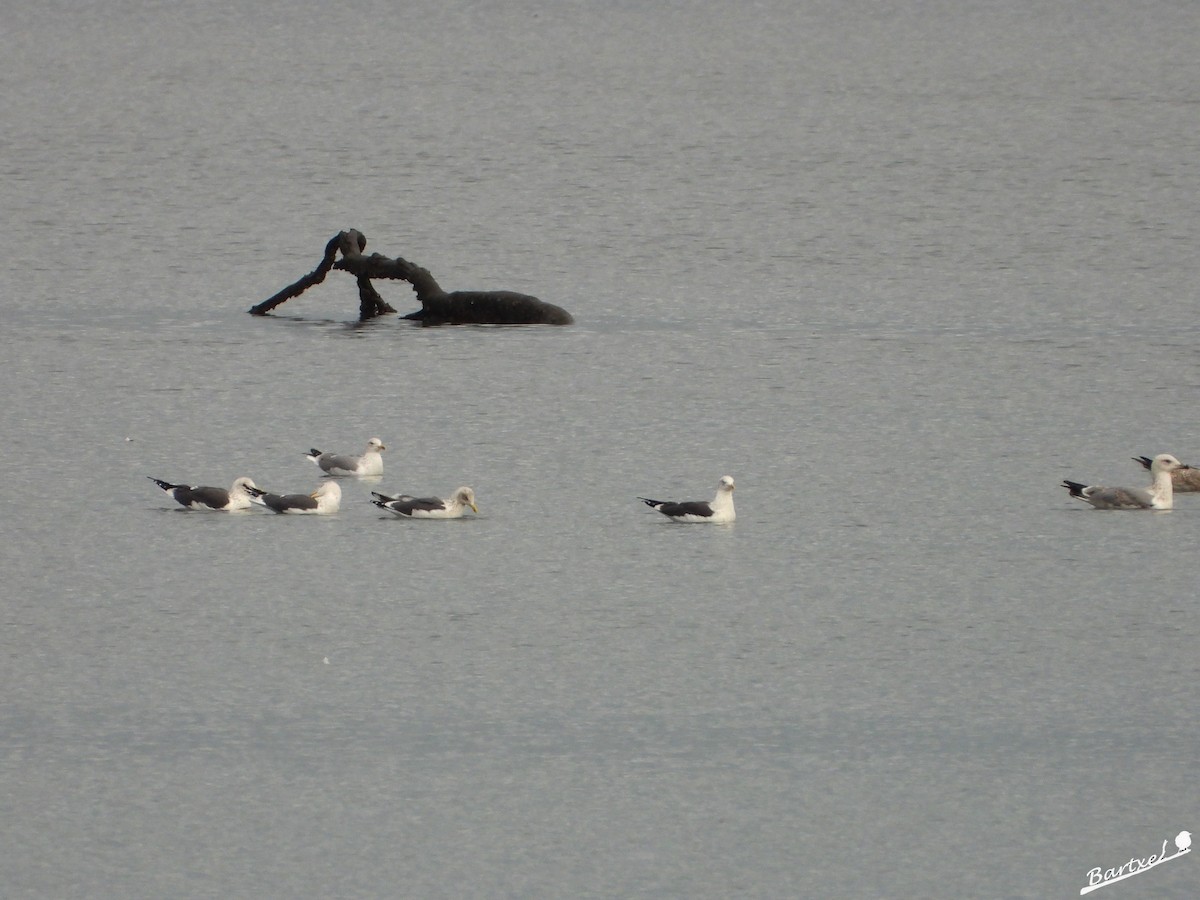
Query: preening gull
[
  {"left": 1133, "top": 455, "right": 1200, "bottom": 492},
  {"left": 305, "top": 438, "right": 385, "bottom": 476},
  {"left": 371, "top": 486, "right": 478, "bottom": 518},
  {"left": 246, "top": 480, "right": 342, "bottom": 515},
  {"left": 639, "top": 475, "right": 735, "bottom": 523},
  {"left": 1062, "top": 454, "right": 1190, "bottom": 510},
  {"left": 149, "top": 476, "right": 258, "bottom": 511}
]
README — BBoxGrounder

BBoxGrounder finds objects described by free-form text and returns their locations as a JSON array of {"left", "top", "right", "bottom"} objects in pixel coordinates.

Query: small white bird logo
[{"left": 1176, "top": 831, "right": 1192, "bottom": 852}]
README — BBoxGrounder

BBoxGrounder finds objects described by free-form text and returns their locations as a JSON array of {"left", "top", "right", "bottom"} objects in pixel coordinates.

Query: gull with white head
[
  {"left": 371, "top": 486, "right": 478, "bottom": 519},
  {"left": 148, "top": 476, "right": 259, "bottom": 511},
  {"left": 639, "top": 475, "right": 736, "bottom": 524},
  {"left": 305, "top": 438, "right": 386, "bottom": 476},
  {"left": 1062, "top": 454, "right": 1190, "bottom": 510},
  {"left": 246, "top": 480, "right": 342, "bottom": 515}
]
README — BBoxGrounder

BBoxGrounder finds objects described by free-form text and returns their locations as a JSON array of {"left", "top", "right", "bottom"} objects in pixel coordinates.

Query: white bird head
[
  {"left": 454, "top": 486, "right": 478, "bottom": 513},
  {"left": 1150, "top": 454, "right": 1188, "bottom": 475}
]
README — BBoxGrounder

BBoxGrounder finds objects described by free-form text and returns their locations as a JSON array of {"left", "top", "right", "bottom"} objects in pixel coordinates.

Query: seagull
[
  {"left": 1061, "top": 454, "right": 1190, "bottom": 510},
  {"left": 1177, "top": 831, "right": 1192, "bottom": 852},
  {"left": 148, "top": 476, "right": 259, "bottom": 511},
  {"left": 305, "top": 438, "right": 386, "bottom": 476},
  {"left": 371, "top": 486, "right": 478, "bottom": 519},
  {"left": 639, "top": 475, "right": 736, "bottom": 523},
  {"left": 1133, "top": 455, "right": 1200, "bottom": 492},
  {"left": 246, "top": 480, "right": 342, "bottom": 515}
]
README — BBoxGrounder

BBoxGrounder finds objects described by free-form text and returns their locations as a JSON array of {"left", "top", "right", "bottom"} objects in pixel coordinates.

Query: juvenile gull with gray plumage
[
  {"left": 371, "top": 486, "right": 478, "bottom": 519},
  {"left": 305, "top": 438, "right": 386, "bottom": 476},
  {"left": 639, "top": 475, "right": 736, "bottom": 523},
  {"left": 246, "top": 480, "right": 342, "bottom": 515},
  {"left": 148, "top": 476, "right": 259, "bottom": 511},
  {"left": 1062, "top": 454, "right": 1190, "bottom": 510}
]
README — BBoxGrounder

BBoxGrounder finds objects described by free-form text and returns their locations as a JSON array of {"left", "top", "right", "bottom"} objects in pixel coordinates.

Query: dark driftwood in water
[
  {"left": 247, "top": 231, "right": 396, "bottom": 319},
  {"left": 248, "top": 230, "right": 572, "bottom": 325}
]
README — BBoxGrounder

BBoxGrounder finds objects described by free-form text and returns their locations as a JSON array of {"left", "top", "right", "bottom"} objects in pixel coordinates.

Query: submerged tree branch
[{"left": 249, "top": 230, "right": 572, "bottom": 325}]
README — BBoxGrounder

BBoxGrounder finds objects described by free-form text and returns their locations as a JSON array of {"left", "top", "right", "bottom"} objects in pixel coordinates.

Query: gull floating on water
[
  {"left": 639, "top": 475, "right": 736, "bottom": 523},
  {"left": 305, "top": 438, "right": 386, "bottom": 476},
  {"left": 1133, "top": 455, "right": 1200, "bottom": 492},
  {"left": 1062, "top": 454, "right": 1190, "bottom": 510},
  {"left": 371, "top": 486, "right": 478, "bottom": 518},
  {"left": 246, "top": 480, "right": 342, "bottom": 515},
  {"left": 148, "top": 476, "right": 258, "bottom": 511}
]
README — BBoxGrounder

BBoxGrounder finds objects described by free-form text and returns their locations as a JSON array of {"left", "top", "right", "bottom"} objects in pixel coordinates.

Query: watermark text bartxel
[{"left": 1081, "top": 830, "right": 1191, "bottom": 894}]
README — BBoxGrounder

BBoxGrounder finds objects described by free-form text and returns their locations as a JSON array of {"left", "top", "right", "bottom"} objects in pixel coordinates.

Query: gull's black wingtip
[{"left": 1061, "top": 480, "right": 1087, "bottom": 498}]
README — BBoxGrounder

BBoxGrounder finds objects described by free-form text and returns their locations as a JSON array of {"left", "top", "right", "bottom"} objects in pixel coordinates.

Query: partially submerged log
[{"left": 248, "top": 230, "right": 573, "bottom": 325}]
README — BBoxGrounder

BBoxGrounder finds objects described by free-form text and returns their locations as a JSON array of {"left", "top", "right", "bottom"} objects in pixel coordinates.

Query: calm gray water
[{"left": 2, "top": 1, "right": 1198, "bottom": 896}]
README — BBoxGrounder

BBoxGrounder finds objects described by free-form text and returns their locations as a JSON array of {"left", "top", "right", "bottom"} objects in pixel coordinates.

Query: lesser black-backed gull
[
  {"left": 148, "top": 476, "right": 258, "bottom": 511},
  {"left": 305, "top": 438, "right": 385, "bottom": 476},
  {"left": 246, "top": 480, "right": 342, "bottom": 515},
  {"left": 1062, "top": 454, "right": 1189, "bottom": 510},
  {"left": 371, "top": 486, "right": 478, "bottom": 518},
  {"left": 1133, "top": 455, "right": 1200, "bottom": 492},
  {"left": 639, "top": 475, "right": 735, "bottom": 523}
]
